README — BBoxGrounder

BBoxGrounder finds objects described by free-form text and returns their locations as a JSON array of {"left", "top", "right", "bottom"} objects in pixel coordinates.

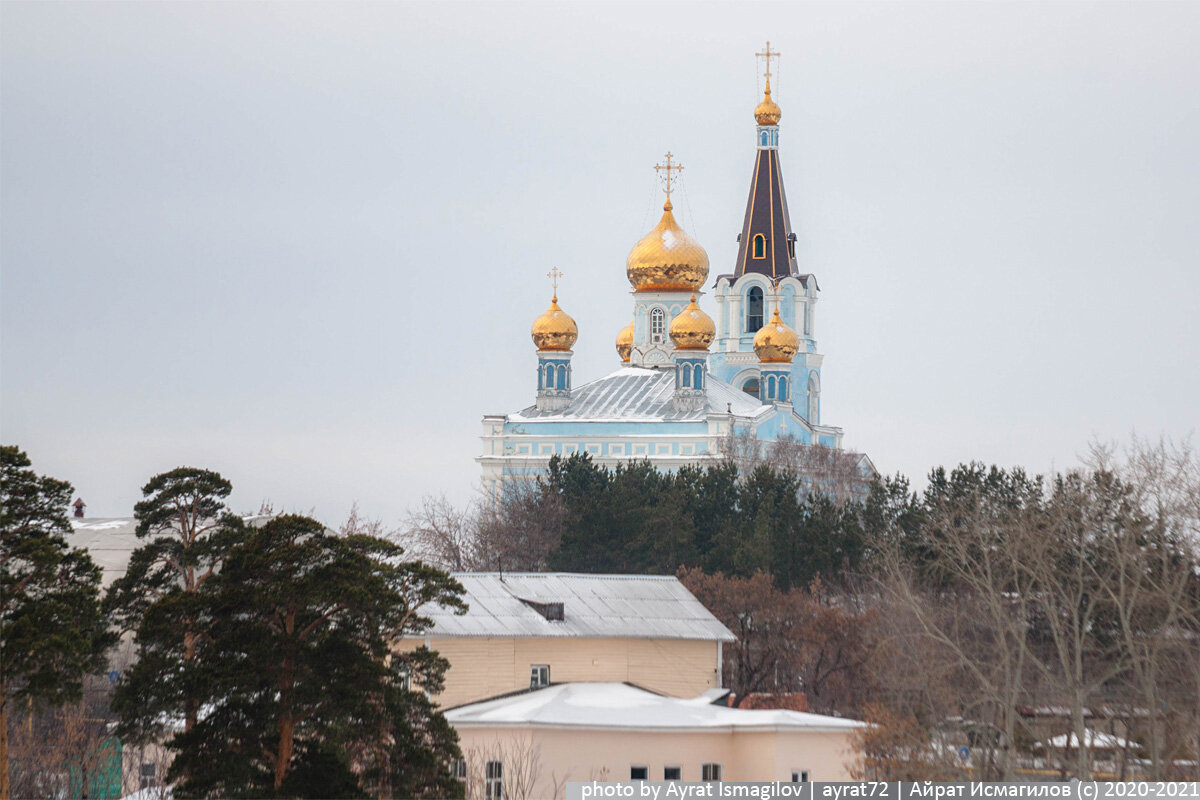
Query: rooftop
[
  {"left": 508, "top": 367, "right": 769, "bottom": 423},
  {"left": 424, "top": 572, "right": 735, "bottom": 642},
  {"left": 67, "top": 515, "right": 274, "bottom": 587},
  {"left": 445, "top": 682, "right": 864, "bottom": 733}
]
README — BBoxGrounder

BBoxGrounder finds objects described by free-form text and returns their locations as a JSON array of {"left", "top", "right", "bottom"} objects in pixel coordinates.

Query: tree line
[
  {"left": 1, "top": 447, "right": 467, "bottom": 799},
  {"left": 404, "top": 437, "right": 1200, "bottom": 782}
]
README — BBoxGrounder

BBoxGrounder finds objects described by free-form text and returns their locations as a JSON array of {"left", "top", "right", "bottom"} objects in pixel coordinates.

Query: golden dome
[
  {"left": 531, "top": 294, "right": 578, "bottom": 351},
  {"left": 753, "top": 306, "right": 799, "bottom": 362},
  {"left": 754, "top": 80, "right": 781, "bottom": 126},
  {"left": 615, "top": 321, "right": 633, "bottom": 362},
  {"left": 669, "top": 294, "right": 715, "bottom": 351},
  {"left": 626, "top": 199, "right": 710, "bottom": 293}
]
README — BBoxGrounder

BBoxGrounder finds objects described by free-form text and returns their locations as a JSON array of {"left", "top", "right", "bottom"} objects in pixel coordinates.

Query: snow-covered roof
[
  {"left": 508, "top": 367, "right": 769, "bottom": 423},
  {"left": 445, "top": 682, "right": 864, "bottom": 733},
  {"left": 66, "top": 518, "right": 143, "bottom": 587},
  {"left": 424, "top": 573, "right": 735, "bottom": 642},
  {"left": 1045, "top": 730, "right": 1134, "bottom": 750},
  {"left": 66, "top": 515, "right": 275, "bottom": 587}
]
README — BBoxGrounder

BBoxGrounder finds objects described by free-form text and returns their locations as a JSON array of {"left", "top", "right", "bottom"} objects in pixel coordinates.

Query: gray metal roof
[
  {"left": 425, "top": 573, "right": 735, "bottom": 642},
  {"left": 509, "top": 367, "right": 768, "bottom": 423}
]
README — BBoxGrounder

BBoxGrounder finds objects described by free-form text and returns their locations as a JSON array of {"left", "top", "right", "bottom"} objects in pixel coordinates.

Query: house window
[
  {"left": 452, "top": 759, "right": 467, "bottom": 781},
  {"left": 752, "top": 233, "right": 767, "bottom": 259},
  {"left": 746, "top": 286, "right": 764, "bottom": 332},
  {"left": 485, "top": 760, "right": 503, "bottom": 800},
  {"left": 139, "top": 761, "right": 158, "bottom": 789},
  {"left": 791, "top": 770, "right": 810, "bottom": 783},
  {"left": 702, "top": 763, "right": 722, "bottom": 782},
  {"left": 530, "top": 664, "right": 550, "bottom": 688},
  {"left": 650, "top": 308, "right": 666, "bottom": 343},
  {"left": 630, "top": 766, "right": 648, "bottom": 780},
  {"left": 664, "top": 766, "right": 682, "bottom": 781},
  {"left": 742, "top": 378, "right": 759, "bottom": 399}
]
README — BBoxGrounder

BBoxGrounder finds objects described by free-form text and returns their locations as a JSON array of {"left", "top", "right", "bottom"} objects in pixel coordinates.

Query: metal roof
[
  {"left": 445, "top": 682, "right": 864, "bottom": 732},
  {"left": 509, "top": 367, "right": 768, "bottom": 423},
  {"left": 424, "top": 573, "right": 735, "bottom": 642}
]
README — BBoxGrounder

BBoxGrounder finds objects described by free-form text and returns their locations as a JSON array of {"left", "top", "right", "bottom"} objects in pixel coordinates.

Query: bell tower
[{"left": 709, "top": 44, "right": 827, "bottom": 432}]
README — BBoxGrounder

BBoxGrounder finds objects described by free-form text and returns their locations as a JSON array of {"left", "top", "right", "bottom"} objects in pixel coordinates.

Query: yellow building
[{"left": 401, "top": 572, "right": 735, "bottom": 709}]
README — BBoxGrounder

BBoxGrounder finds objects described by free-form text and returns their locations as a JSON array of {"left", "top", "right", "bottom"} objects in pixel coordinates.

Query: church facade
[{"left": 479, "top": 51, "right": 860, "bottom": 495}]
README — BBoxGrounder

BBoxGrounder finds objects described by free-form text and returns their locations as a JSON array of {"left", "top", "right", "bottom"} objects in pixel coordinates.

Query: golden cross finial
[
  {"left": 756, "top": 41, "right": 781, "bottom": 84},
  {"left": 547, "top": 267, "right": 563, "bottom": 300},
  {"left": 654, "top": 152, "right": 684, "bottom": 198}
]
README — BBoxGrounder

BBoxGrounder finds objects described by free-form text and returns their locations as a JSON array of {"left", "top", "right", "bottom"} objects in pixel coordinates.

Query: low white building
[{"left": 445, "top": 682, "right": 864, "bottom": 798}]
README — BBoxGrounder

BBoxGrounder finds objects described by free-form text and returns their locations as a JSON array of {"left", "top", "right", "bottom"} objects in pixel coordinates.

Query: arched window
[
  {"left": 808, "top": 373, "right": 820, "bottom": 422},
  {"left": 682, "top": 364, "right": 692, "bottom": 389},
  {"left": 766, "top": 375, "right": 777, "bottom": 399},
  {"left": 760, "top": 131, "right": 769, "bottom": 146},
  {"left": 537, "top": 365, "right": 544, "bottom": 391},
  {"left": 746, "top": 286, "right": 764, "bottom": 333},
  {"left": 742, "top": 377, "right": 759, "bottom": 399},
  {"left": 557, "top": 364, "right": 567, "bottom": 390},
  {"left": 650, "top": 308, "right": 666, "bottom": 343},
  {"left": 693, "top": 364, "right": 703, "bottom": 389},
  {"left": 779, "top": 377, "right": 788, "bottom": 402},
  {"left": 752, "top": 234, "right": 767, "bottom": 259}
]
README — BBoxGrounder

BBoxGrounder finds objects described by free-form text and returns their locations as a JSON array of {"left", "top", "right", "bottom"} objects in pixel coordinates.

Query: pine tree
[
  {"left": 106, "top": 467, "right": 244, "bottom": 744},
  {"left": 0, "top": 446, "right": 109, "bottom": 800},
  {"left": 167, "top": 514, "right": 466, "bottom": 799}
]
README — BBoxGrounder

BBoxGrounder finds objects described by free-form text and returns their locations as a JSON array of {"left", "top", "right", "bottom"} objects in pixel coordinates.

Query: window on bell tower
[
  {"left": 746, "top": 286, "right": 764, "bottom": 332},
  {"left": 752, "top": 234, "right": 766, "bottom": 259},
  {"left": 650, "top": 308, "right": 665, "bottom": 343}
]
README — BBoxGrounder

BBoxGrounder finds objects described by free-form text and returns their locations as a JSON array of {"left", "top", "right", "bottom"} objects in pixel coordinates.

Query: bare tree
[
  {"left": 462, "top": 734, "right": 543, "bottom": 800},
  {"left": 399, "top": 484, "right": 563, "bottom": 573},
  {"left": 871, "top": 467, "right": 1045, "bottom": 779},
  {"left": 398, "top": 495, "right": 476, "bottom": 570},
  {"left": 1086, "top": 436, "right": 1200, "bottom": 778},
  {"left": 717, "top": 432, "right": 870, "bottom": 502}
]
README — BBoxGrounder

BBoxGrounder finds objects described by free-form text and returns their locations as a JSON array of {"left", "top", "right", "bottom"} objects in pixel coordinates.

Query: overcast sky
[{"left": 3, "top": 1, "right": 1198, "bottom": 526}]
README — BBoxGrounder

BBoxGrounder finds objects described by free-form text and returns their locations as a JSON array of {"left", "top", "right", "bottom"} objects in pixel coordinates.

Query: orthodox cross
[
  {"left": 756, "top": 41, "right": 781, "bottom": 83},
  {"left": 654, "top": 152, "right": 683, "bottom": 198},
  {"left": 547, "top": 266, "right": 563, "bottom": 300}
]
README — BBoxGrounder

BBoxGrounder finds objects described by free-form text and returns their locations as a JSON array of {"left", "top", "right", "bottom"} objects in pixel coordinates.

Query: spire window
[
  {"left": 752, "top": 234, "right": 767, "bottom": 260},
  {"left": 746, "top": 286, "right": 764, "bottom": 332},
  {"left": 650, "top": 308, "right": 666, "bottom": 343}
]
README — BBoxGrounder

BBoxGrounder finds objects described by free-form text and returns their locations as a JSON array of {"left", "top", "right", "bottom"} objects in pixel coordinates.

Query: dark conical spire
[{"left": 734, "top": 144, "right": 798, "bottom": 281}]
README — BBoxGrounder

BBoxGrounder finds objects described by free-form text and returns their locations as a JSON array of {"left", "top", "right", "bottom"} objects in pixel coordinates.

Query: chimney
[{"left": 73, "top": 498, "right": 86, "bottom": 518}]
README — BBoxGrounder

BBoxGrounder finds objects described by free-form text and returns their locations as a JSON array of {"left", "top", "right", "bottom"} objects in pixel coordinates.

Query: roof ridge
[{"left": 452, "top": 572, "right": 679, "bottom": 581}]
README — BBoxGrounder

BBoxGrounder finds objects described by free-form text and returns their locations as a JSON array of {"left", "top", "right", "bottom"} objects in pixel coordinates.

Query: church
[{"left": 479, "top": 46, "right": 866, "bottom": 494}]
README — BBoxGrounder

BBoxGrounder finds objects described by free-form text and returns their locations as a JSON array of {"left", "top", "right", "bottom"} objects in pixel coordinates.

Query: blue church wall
[
  {"left": 755, "top": 411, "right": 813, "bottom": 443},
  {"left": 505, "top": 421, "right": 710, "bottom": 438}
]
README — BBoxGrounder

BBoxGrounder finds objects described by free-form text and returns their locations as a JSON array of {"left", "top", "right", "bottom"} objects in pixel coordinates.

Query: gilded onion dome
[
  {"left": 626, "top": 199, "right": 710, "bottom": 293},
  {"left": 531, "top": 294, "right": 578, "bottom": 351},
  {"left": 754, "top": 79, "right": 782, "bottom": 126},
  {"left": 669, "top": 294, "right": 715, "bottom": 351},
  {"left": 753, "top": 306, "right": 800, "bottom": 363},
  {"left": 615, "top": 321, "right": 633, "bottom": 362}
]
